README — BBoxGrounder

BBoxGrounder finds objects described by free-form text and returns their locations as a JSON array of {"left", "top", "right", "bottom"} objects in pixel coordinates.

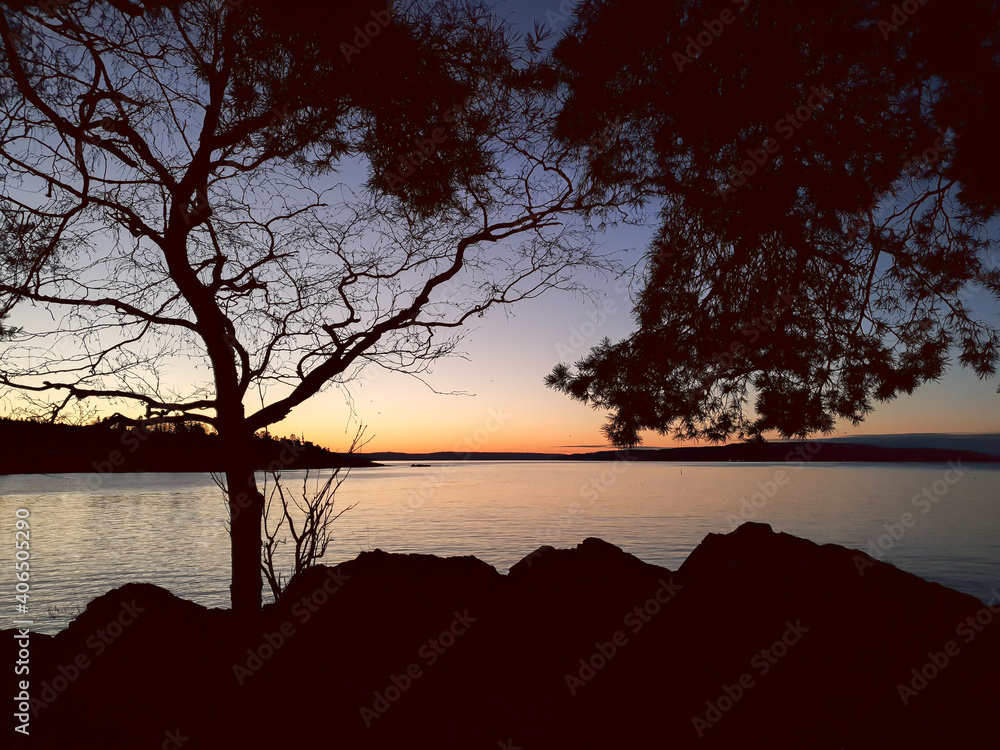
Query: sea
[{"left": 1, "top": 460, "right": 997, "bottom": 634}]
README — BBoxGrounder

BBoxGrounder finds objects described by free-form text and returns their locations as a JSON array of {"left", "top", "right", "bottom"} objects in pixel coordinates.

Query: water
[{"left": 1, "top": 461, "right": 997, "bottom": 634}]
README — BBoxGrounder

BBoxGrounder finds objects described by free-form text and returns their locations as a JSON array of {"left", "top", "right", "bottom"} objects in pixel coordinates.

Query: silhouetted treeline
[{"left": 0, "top": 418, "right": 377, "bottom": 475}]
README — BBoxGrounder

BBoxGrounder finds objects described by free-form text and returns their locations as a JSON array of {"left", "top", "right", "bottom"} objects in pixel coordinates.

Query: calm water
[{"left": 1, "top": 461, "right": 997, "bottom": 634}]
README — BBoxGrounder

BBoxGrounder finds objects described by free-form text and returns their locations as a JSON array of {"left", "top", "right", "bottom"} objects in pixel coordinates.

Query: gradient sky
[
  {"left": 4, "top": 0, "right": 999, "bottom": 454},
  {"left": 279, "top": 250, "right": 1000, "bottom": 454},
  {"left": 270, "top": 0, "right": 1000, "bottom": 453}
]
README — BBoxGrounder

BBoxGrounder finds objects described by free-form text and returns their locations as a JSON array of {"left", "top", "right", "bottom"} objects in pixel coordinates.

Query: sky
[
  {"left": 3, "top": 0, "right": 999, "bottom": 455},
  {"left": 277, "top": 243, "right": 1000, "bottom": 454},
  {"left": 267, "top": 0, "right": 1000, "bottom": 453}
]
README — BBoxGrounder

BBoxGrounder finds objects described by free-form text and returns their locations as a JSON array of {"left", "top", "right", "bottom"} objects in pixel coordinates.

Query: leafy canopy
[{"left": 545, "top": 0, "right": 1000, "bottom": 446}]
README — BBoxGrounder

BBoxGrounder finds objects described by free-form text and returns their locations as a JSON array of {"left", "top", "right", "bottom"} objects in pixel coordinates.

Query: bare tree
[
  {"left": 213, "top": 425, "right": 366, "bottom": 602},
  {"left": 0, "top": 1, "right": 620, "bottom": 613},
  {"left": 258, "top": 468, "right": 356, "bottom": 602}
]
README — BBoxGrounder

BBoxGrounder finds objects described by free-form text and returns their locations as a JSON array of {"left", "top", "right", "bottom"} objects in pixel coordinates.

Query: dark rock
[{"left": 7, "top": 524, "right": 998, "bottom": 749}]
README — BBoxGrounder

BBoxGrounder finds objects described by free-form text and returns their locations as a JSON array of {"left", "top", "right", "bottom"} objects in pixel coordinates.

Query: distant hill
[
  {"left": 816, "top": 433, "right": 1000, "bottom": 457},
  {"left": 0, "top": 418, "right": 378, "bottom": 475},
  {"left": 364, "top": 441, "right": 1000, "bottom": 463}
]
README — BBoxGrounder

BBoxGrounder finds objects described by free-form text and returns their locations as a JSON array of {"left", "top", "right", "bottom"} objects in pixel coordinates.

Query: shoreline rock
[{"left": 7, "top": 523, "right": 998, "bottom": 749}]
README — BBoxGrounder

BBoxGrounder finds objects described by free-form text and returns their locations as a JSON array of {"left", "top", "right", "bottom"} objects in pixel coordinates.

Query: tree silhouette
[
  {"left": 545, "top": 0, "right": 1000, "bottom": 446},
  {"left": 0, "top": 0, "right": 616, "bottom": 613}
]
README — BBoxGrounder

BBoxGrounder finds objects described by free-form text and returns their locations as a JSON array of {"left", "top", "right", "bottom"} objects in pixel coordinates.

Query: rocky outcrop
[{"left": 7, "top": 523, "right": 998, "bottom": 749}]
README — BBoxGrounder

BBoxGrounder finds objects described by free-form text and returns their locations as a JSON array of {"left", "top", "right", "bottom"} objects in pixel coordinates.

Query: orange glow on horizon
[{"left": 275, "top": 364, "right": 1000, "bottom": 455}]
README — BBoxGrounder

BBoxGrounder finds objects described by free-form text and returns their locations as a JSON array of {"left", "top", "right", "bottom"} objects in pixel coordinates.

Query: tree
[
  {"left": 545, "top": 0, "right": 1000, "bottom": 446},
  {"left": 0, "top": 0, "right": 615, "bottom": 613},
  {"left": 213, "top": 424, "right": 367, "bottom": 603},
  {"left": 257, "top": 467, "right": 356, "bottom": 602},
  {"left": 1, "top": 194, "right": 52, "bottom": 341}
]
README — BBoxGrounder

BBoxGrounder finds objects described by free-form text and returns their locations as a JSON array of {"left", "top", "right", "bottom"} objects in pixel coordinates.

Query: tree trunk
[{"left": 225, "top": 430, "right": 264, "bottom": 617}]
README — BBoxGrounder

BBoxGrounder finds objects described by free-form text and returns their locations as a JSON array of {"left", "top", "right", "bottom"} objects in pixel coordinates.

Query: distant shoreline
[
  {"left": 2, "top": 414, "right": 996, "bottom": 474},
  {"left": 363, "top": 442, "right": 1000, "bottom": 464}
]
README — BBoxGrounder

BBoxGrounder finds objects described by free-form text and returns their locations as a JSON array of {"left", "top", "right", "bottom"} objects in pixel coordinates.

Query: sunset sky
[
  {"left": 4, "top": 0, "right": 999, "bottom": 454},
  {"left": 276, "top": 245, "right": 1000, "bottom": 454},
  {"left": 265, "top": 0, "right": 1000, "bottom": 454}
]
